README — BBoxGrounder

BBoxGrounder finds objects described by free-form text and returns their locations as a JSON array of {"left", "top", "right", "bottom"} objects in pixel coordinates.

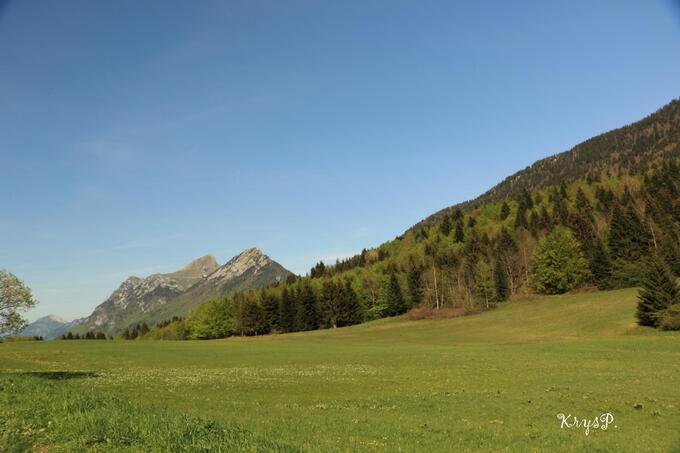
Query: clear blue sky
[{"left": 2, "top": 0, "right": 680, "bottom": 322}]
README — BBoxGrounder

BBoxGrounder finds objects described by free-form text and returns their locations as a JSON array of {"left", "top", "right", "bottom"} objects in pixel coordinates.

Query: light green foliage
[
  {"left": 0, "top": 269, "right": 37, "bottom": 335},
  {"left": 1, "top": 288, "right": 679, "bottom": 451},
  {"left": 530, "top": 227, "right": 590, "bottom": 294},
  {"left": 474, "top": 260, "right": 495, "bottom": 307},
  {"left": 0, "top": 373, "right": 296, "bottom": 452},
  {"left": 188, "top": 298, "right": 233, "bottom": 339}
]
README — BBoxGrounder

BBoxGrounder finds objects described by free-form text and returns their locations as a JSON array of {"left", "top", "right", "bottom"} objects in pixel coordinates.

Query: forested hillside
[{"left": 127, "top": 99, "right": 680, "bottom": 340}]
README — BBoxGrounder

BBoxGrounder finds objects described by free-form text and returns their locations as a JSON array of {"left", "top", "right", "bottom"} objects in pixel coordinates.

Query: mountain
[
  {"left": 19, "top": 315, "right": 85, "bottom": 340},
  {"left": 413, "top": 98, "right": 680, "bottom": 230},
  {"left": 72, "top": 249, "right": 291, "bottom": 335},
  {"left": 181, "top": 98, "right": 680, "bottom": 339}
]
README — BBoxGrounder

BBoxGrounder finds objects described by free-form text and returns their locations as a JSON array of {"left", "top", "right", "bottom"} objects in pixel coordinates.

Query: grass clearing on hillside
[{"left": 1, "top": 288, "right": 679, "bottom": 451}]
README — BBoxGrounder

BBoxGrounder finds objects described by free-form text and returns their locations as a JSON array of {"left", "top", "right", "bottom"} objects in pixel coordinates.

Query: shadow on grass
[{"left": 12, "top": 371, "right": 99, "bottom": 380}]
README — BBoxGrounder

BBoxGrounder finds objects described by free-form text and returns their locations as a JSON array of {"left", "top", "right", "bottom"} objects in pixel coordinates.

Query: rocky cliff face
[{"left": 71, "top": 249, "right": 291, "bottom": 335}]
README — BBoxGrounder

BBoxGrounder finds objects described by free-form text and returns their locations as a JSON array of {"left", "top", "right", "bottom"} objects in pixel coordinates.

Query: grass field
[{"left": 2, "top": 288, "right": 679, "bottom": 452}]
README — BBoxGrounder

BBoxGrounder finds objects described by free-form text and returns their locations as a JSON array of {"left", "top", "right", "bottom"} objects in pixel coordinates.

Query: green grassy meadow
[{"left": 2, "top": 288, "right": 679, "bottom": 452}]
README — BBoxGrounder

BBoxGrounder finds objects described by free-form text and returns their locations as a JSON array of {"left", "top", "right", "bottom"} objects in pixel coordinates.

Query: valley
[{"left": 2, "top": 288, "right": 679, "bottom": 451}]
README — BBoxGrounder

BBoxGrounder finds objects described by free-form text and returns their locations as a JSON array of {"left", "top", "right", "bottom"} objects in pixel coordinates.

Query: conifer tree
[
  {"left": 278, "top": 288, "right": 298, "bottom": 332},
  {"left": 440, "top": 215, "right": 452, "bottom": 236},
  {"left": 493, "top": 260, "right": 510, "bottom": 302},
  {"left": 385, "top": 272, "right": 406, "bottom": 316},
  {"left": 338, "top": 281, "right": 363, "bottom": 327},
  {"left": 637, "top": 255, "right": 680, "bottom": 327},
  {"left": 300, "top": 282, "right": 320, "bottom": 331},
  {"left": 499, "top": 201, "right": 511, "bottom": 221},
  {"left": 590, "top": 238, "right": 612, "bottom": 289},
  {"left": 261, "top": 290, "right": 281, "bottom": 332},
  {"left": 454, "top": 220, "right": 465, "bottom": 243},
  {"left": 320, "top": 280, "right": 340, "bottom": 328},
  {"left": 407, "top": 265, "right": 424, "bottom": 307}
]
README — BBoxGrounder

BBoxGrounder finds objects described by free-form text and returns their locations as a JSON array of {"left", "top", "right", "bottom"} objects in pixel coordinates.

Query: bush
[{"left": 659, "top": 304, "right": 680, "bottom": 331}]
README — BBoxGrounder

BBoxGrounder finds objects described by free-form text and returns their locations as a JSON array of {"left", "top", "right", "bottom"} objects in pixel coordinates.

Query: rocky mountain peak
[
  {"left": 207, "top": 248, "right": 270, "bottom": 282},
  {"left": 178, "top": 255, "right": 218, "bottom": 274}
]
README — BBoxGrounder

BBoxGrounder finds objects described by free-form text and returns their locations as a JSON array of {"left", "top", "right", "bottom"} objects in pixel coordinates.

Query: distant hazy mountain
[
  {"left": 71, "top": 249, "right": 291, "bottom": 335},
  {"left": 19, "top": 315, "right": 85, "bottom": 340}
]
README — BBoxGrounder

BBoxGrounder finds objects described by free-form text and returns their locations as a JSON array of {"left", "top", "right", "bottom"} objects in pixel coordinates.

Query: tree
[
  {"left": 385, "top": 272, "right": 406, "bottom": 316},
  {"left": 637, "top": 255, "right": 680, "bottom": 327},
  {"left": 300, "top": 282, "right": 320, "bottom": 331},
  {"left": 499, "top": 201, "right": 511, "bottom": 221},
  {"left": 260, "top": 290, "right": 280, "bottom": 332},
  {"left": 0, "top": 269, "right": 38, "bottom": 335},
  {"left": 590, "top": 238, "right": 612, "bottom": 289},
  {"left": 278, "top": 288, "right": 299, "bottom": 332},
  {"left": 440, "top": 215, "right": 452, "bottom": 236},
  {"left": 474, "top": 261, "right": 495, "bottom": 308},
  {"left": 241, "top": 297, "right": 266, "bottom": 336},
  {"left": 320, "top": 280, "right": 341, "bottom": 328},
  {"left": 407, "top": 265, "right": 424, "bottom": 307},
  {"left": 454, "top": 220, "right": 465, "bottom": 243},
  {"left": 530, "top": 227, "right": 590, "bottom": 294},
  {"left": 493, "top": 260, "right": 509, "bottom": 302},
  {"left": 337, "top": 281, "right": 363, "bottom": 327}
]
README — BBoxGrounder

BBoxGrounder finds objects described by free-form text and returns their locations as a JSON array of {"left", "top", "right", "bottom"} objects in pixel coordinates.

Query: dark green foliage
[
  {"left": 636, "top": 255, "right": 680, "bottom": 327},
  {"left": 337, "top": 281, "right": 363, "bottom": 327},
  {"left": 407, "top": 265, "right": 424, "bottom": 307},
  {"left": 385, "top": 272, "right": 406, "bottom": 316},
  {"left": 278, "top": 288, "right": 298, "bottom": 333},
  {"left": 499, "top": 201, "right": 511, "bottom": 220},
  {"left": 300, "top": 283, "right": 320, "bottom": 331},
  {"left": 440, "top": 215, "right": 452, "bottom": 236},
  {"left": 493, "top": 260, "right": 510, "bottom": 302},
  {"left": 261, "top": 290, "right": 281, "bottom": 332},
  {"left": 320, "top": 280, "right": 341, "bottom": 328},
  {"left": 590, "top": 238, "right": 613, "bottom": 290},
  {"left": 608, "top": 204, "right": 652, "bottom": 262},
  {"left": 241, "top": 297, "right": 266, "bottom": 336},
  {"left": 454, "top": 220, "right": 465, "bottom": 243}
]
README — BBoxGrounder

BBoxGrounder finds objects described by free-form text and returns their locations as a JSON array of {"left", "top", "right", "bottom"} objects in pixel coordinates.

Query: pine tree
[
  {"left": 385, "top": 272, "right": 406, "bottom": 316},
  {"left": 261, "top": 290, "right": 280, "bottom": 332},
  {"left": 338, "top": 281, "right": 363, "bottom": 327},
  {"left": 499, "top": 201, "right": 511, "bottom": 220},
  {"left": 493, "top": 259, "right": 510, "bottom": 301},
  {"left": 637, "top": 255, "right": 680, "bottom": 327},
  {"left": 454, "top": 220, "right": 465, "bottom": 243},
  {"left": 242, "top": 298, "right": 265, "bottom": 335},
  {"left": 440, "top": 215, "right": 452, "bottom": 236},
  {"left": 300, "top": 283, "right": 320, "bottom": 331},
  {"left": 320, "top": 280, "right": 341, "bottom": 328},
  {"left": 590, "top": 238, "right": 612, "bottom": 290},
  {"left": 407, "top": 265, "right": 424, "bottom": 307},
  {"left": 278, "top": 288, "right": 298, "bottom": 332}
]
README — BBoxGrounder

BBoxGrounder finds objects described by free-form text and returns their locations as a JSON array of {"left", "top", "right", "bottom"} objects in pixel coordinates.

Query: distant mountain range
[
  {"left": 45, "top": 248, "right": 292, "bottom": 336},
  {"left": 19, "top": 315, "right": 85, "bottom": 340}
]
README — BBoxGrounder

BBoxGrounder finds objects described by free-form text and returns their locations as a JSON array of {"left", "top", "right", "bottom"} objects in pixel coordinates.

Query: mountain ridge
[{"left": 71, "top": 248, "right": 292, "bottom": 335}]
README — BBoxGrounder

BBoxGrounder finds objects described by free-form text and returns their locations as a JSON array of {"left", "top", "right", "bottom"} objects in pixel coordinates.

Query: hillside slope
[{"left": 414, "top": 98, "right": 680, "bottom": 229}]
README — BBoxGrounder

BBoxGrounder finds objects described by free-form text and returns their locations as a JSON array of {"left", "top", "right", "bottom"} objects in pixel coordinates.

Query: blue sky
[{"left": 2, "top": 0, "right": 680, "bottom": 322}]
